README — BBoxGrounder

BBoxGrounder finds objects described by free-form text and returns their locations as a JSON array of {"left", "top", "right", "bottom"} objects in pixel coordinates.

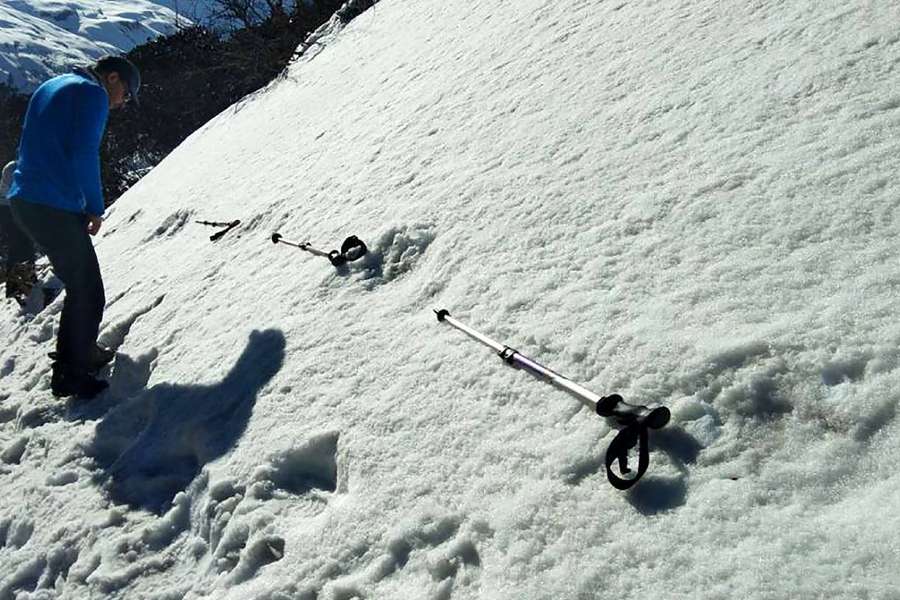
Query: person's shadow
[{"left": 86, "top": 329, "right": 286, "bottom": 513}]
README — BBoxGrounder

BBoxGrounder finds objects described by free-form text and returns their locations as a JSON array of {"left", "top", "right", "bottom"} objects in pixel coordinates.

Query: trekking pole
[
  {"left": 271, "top": 232, "right": 368, "bottom": 267},
  {"left": 434, "top": 309, "right": 670, "bottom": 490},
  {"left": 196, "top": 220, "right": 241, "bottom": 242},
  {"left": 196, "top": 220, "right": 234, "bottom": 227}
]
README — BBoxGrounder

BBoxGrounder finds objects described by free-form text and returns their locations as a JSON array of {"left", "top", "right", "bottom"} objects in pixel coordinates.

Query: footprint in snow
[
  {"left": 196, "top": 432, "right": 343, "bottom": 585},
  {"left": 353, "top": 223, "right": 436, "bottom": 288},
  {"left": 318, "top": 512, "right": 485, "bottom": 600}
]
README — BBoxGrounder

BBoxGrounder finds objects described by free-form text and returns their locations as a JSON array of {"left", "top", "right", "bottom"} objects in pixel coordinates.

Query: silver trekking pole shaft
[
  {"left": 436, "top": 310, "right": 601, "bottom": 411},
  {"left": 271, "top": 233, "right": 330, "bottom": 257}
]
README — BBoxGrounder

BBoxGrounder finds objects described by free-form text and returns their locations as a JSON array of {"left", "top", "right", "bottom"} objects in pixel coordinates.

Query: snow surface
[
  {"left": 0, "top": 1, "right": 219, "bottom": 91},
  {"left": 3, "top": 0, "right": 900, "bottom": 598}
]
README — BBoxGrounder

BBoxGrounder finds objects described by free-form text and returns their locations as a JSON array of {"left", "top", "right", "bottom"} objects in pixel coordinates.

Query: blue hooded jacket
[{"left": 7, "top": 69, "right": 109, "bottom": 216}]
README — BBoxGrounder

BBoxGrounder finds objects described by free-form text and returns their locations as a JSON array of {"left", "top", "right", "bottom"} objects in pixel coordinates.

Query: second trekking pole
[{"left": 271, "top": 232, "right": 368, "bottom": 267}]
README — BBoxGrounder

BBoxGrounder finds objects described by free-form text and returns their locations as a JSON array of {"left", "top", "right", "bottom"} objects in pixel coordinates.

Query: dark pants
[
  {"left": 10, "top": 199, "right": 105, "bottom": 370},
  {"left": 0, "top": 204, "right": 36, "bottom": 268}
]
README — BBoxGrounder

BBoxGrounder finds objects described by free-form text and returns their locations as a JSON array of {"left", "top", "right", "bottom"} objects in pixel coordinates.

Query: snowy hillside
[
  {"left": 3, "top": 0, "right": 900, "bottom": 598},
  {"left": 0, "top": 1, "right": 217, "bottom": 91}
]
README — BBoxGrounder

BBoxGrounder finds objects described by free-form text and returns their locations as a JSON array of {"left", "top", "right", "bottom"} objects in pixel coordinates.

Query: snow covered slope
[
  {"left": 3, "top": 0, "right": 900, "bottom": 598},
  {"left": 0, "top": 1, "right": 216, "bottom": 91}
]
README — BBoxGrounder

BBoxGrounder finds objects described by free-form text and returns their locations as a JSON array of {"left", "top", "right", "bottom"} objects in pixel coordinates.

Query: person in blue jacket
[{"left": 8, "top": 55, "right": 140, "bottom": 399}]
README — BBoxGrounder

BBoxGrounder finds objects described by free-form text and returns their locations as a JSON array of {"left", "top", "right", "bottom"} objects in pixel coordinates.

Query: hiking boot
[
  {"left": 91, "top": 345, "right": 116, "bottom": 370},
  {"left": 51, "top": 362, "right": 109, "bottom": 399},
  {"left": 48, "top": 344, "right": 116, "bottom": 373}
]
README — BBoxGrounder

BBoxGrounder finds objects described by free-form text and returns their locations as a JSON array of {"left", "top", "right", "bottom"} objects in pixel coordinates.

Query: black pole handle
[
  {"left": 596, "top": 394, "right": 670, "bottom": 430},
  {"left": 340, "top": 235, "right": 368, "bottom": 261},
  {"left": 597, "top": 394, "right": 669, "bottom": 489},
  {"left": 328, "top": 250, "right": 347, "bottom": 266}
]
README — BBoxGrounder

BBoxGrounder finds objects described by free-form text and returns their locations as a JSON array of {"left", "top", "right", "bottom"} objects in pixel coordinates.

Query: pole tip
[
  {"left": 434, "top": 309, "right": 450, "bottom": 322},
  {"left": 271, "top": 233, "right": 281, "bottom": 244}
]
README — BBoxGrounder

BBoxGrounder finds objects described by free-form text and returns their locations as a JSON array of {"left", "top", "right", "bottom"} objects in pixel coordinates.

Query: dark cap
[{"left": 94, "top": 55, "right": 141, "bottom": 106}]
